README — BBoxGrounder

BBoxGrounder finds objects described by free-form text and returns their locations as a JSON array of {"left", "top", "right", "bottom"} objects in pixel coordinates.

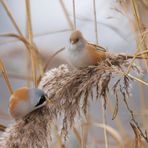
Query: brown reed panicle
[
  {"left": 39, "top": 54, "right": 147, "bottom": 141},
  {"left": 0, "top": 105, "right": 57, "bottom": 148},
  {"left": 0, "top": 54, "right": 147, "bottom": 147}
]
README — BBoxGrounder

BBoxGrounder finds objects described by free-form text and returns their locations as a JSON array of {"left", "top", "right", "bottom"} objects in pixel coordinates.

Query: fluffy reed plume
[
  {"left": 0, "top": 105, "right": 55, "bottom": 148},
  {"left": 39, "top": 54, "right": 147, "bottom": 141},
  {"left": 0, "top": 54, "right": 147, "bottom": 147}
]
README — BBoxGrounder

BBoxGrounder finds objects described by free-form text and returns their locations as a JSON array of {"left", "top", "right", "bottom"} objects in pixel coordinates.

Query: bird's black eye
[
  {"left": 75, "top": 38, "right": 79, "bottom": 42},
  {"left": 35, "top": 95, "right": 46, "bottom": 107}
]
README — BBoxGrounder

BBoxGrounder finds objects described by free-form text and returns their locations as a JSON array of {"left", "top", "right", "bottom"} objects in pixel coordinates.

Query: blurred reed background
[{"left": 0, "top": 0, "right": 148, "bottom": 147}]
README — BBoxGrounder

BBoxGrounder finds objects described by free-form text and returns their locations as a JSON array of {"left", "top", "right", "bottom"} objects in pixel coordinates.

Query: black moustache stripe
[{"left": 35, "top": 95, "right": 46, "bottom": 107}]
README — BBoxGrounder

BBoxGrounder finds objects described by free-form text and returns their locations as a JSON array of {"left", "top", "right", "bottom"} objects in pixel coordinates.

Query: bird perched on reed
[
  {"left": 66, "top": 30, "right": 108, "bottom": 68},
  {"left": 9, "top": 87, "right": 47, "bottom": 120},
  {"left": 67, "top": 30, "right": 147, "bottom": 68}
]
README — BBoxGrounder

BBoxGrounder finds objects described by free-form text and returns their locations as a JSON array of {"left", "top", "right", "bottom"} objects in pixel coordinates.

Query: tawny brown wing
[
  {"left": 86, "top": 44, "right": 107, "bottom": 64},
  {"left": 88, "top": 42, "right": 107, "bottom": 52}
]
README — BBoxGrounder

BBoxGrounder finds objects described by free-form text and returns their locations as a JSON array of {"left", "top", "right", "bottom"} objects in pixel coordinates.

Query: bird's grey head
[{"left": 28, "top": 88, "right": 47, "bottom": 111}]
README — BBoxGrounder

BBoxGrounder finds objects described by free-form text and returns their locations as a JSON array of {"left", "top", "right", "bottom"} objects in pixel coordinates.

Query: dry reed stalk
[
  {"left": 0, "top": 59, "right": 13, "bottom": 94},
  {"left": 59, "top": 0, "right": 74, "bottom": 30},
  {"left": 72, "top": 0, "right": 76, "bottom": 30},
  {"left": 101, "top": 97, "right": 109, "bottom": 148},
  {"left": 0, "top": 29, "right": 72, "bottom": 46},
  {"left": 73, "top": 127, "right": 81, "bottom": 144},
  {"left": 1, "top": 0, "right": 44, "bottom": 87},
  {"left": 129, "top": 0, "right": 148, "bottom": 72},
  {"left": 93, "top": 0, "right": 99, "bottom": 44},
  {"left": 0, "top": 33, "right": 44, "bottom": 79},
  {"left": 25, "top": 0, "right": 34, "bottom": 87},
  {"left": 0, "top": 0, "right": 32, "bottom": 88},
  {"left": 0, "top": 0, "right": 23, "bottom": 36},
  {"left": 37, "top": 47, "right": 65, "bottom": 85},
  {"left": 25, "top": 0, "right": 33, "bottom": 44},
  {"left": 126, "top": 33, "right": 147, "bottom": 74},
  {"left": 0, "top": 0, "right": 147, "bottom": 147},
  {"left": 25, "top": 0, "right": 37, "bottom": 87},
  {"left": 108, "top": 99, "right": 128, "bottom": 137},
  {"left": 116, "top": 0, "right": 148, "bottom": 72},
  {"left": 43, "top": 47, "right": 65, "bottom": 73},
  {"left": 54, "top": 125, "right": 65, "bottom": 148},
  {"left": 115, "top": 2, "right": 148, "bottom": 141},
  {"left": 0, "top": 0, "right": 43, "bottom": 86},
  {"left": 2, "top": 73, "right": 33, "bottom": 81},
  {"left": 28, "top": 2, "right": 43, "bottom": 78},
  {"left": 81, "top": 121, "right": 89, "bottom": 148},
  {"left": 138, "top": 84, "right": 148, "bottom": 130},
  {"left": 130, "top": 122, "right": 142, "bottom": 148},
  {"left": 92, "top": 0, "right": 108, "bottom": 146},
  {"left": 80, "top": 121, "right": 125, "bottom": 147},
  {"left": 93, "top": 123, "right": 124, "bottom": 148},
  {"left": 0, "top": 0, "right": 33, "bottom": 86}
]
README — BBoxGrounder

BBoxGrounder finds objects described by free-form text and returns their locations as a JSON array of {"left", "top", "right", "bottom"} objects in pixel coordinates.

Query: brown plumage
[
  {"left": 9, "top": 87, "right": 29, "bottom": 115},
  {"left": 67, "top": 30, "right": 107, "bottom": 68},
  {"left": 67, "top": 30, "right": 147, "bottom": 68},
  {"left": 9, "top": 87, "right": 47, "bottom": 120}
]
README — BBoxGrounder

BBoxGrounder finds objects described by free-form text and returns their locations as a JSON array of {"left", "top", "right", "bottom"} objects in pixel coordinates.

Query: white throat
[{"left": 67, "top": 41, "right": 91, "bottom": 68}]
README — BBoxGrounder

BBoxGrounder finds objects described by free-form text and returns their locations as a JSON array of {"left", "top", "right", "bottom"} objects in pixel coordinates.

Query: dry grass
[
  {"left": 0, "top": 105, "right": 53, "bottom": 148},
  {"left": 116, "top": 0, "right": 148, "bottom": 71},
  {"left": 38, "top": 55, "right": 147, "bottom": 142},
  {"left": 0, "top": 59, "right": 13, "bottom": 94},
  {"left": 0, "top": 0, "right": 148, "bottom": 148},
  {"left": 1, "top": 54, "right": 147, "bottom": 147},
  {"left": 5, "top": 53, "right": 146, "bottom": 145}
]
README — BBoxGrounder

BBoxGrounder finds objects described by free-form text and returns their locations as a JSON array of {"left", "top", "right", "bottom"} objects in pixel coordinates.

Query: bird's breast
[
  {"left": 9, "top": 95, "right": 31, "bottom": 120},
  {"left": 67, "top": 47, "right": 94, "bottom": 68}
]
